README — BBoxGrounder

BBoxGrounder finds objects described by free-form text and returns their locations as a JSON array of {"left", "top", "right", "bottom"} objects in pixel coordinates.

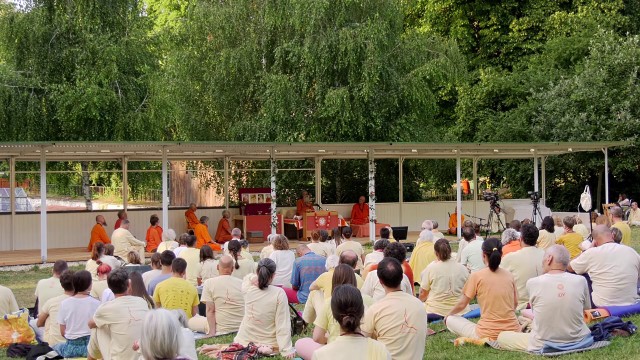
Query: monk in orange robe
[
  {"left": 88, "top": 215, "right": 110, "bottom": 251},
  {"left": 215, "top": 210, "right": 233, "bottom": 243},
  {"left": 296, "top": 190, "right": 315, "bottom": 216},
  {"left": 350, "top": 196, "right": 369, "bottom": 225},
  {"left": 145, "top": 214, "right": 163, "bottom": 252},
  {"left": 448, "top": 208, "right": 465, "bottom": 235},
  {"left": 194, "top": 216, "right": 222, "bottom": 251},
  {"left": 185, "top": 203, "right": 199, "bottom": 230}
]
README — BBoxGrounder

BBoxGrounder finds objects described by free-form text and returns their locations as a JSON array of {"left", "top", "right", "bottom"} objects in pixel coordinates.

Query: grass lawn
[{"left": 2, "top": 228, "right": 640, "bottom": 359}]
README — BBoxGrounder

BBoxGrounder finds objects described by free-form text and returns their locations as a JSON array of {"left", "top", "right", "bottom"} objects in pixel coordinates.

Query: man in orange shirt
[
  {"left": 114, "top": 210, "right": 127, "bottom": 230},
  {"left": 448, "top": 207, "right": 465, "bottom": 235},
  {"left": 88, "top": 215, "right": 110, "bottom": 251},
  {"left": 146, "top": 214, "right": 163, "bottom": 252},
  {"left": 350, "top": 196, "right": 369, "bottom": 225},
  {"left": 296, "top": 190, "right": 314, "bottom": 216},
  {"left": 185, "top": 203, "right": 199, "bottom": 230},
  {"left": 215, "top": 210, "right": 233, "bottom": 244},
  {"left": 195, "top": 216, "right": 221, "bottom": 251}
]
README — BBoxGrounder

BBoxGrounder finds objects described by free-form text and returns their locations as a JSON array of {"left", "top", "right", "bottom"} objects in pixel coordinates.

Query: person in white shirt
[
  {"left": 362, "top": 239, "right": 389, "bottom": 278},
  {"left": 268, "top": 235, "right": 296, "bottom": 287},
  {"left": 497, "top": 245, "right": 592, "bottom": 352},
  {"left": 260, "top": 233, "right": 277, "bottom": 260},
  {"left": 173, "top": 233, "right": 189, "bottom": 258},
  {"left": 200, "top": 255, "right": 245, "bottom": 337},
  {"left": 628, "top": 202, "right": 640, "bottom": 226},
  {"left": 35, "top": 260, "right": 67, "bottom": 313},
  {"left": 335, "top": 227, "right": 364, "bottom": 270},
  {"left": 431, "top": 221, "right": 445, "bottom": 240},
  {"left": 157, "top": 228, "right": 179, "bottom": 252},
  {"left": 361, "top": 246, "right": 413, "bottom": 302},
  {"left": 459, "top": 226, "right": 485, "bottom": 272},
  {"left": 37, "top": 270, "right": 74, "bottom": 345},
  {"left": 569, "top": 224, "right": 640, "bottom": 307},
  {"left": 142, "top": 252, "right": 163, "bottom": 289},
  {"left": 222, "top": 228, "right": 242, "bottom": 255},
  {"left": 111, "top": 220, "right": 146, "bottom": 260}
]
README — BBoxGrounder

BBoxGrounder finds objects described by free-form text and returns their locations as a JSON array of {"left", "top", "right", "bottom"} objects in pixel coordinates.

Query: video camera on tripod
[{"left": 528, "top": 191, "right": 540, "bottom": 203}]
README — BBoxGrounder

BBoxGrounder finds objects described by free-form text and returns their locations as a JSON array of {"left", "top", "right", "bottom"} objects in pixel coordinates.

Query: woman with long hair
[
  {"left": 228, "top": 239, "right": 256, "bottom": 280},
  {"left": 130, "top": 271, "right": 155, "bottom": 309},
  {"left": 537, "top": 216, "right": 557, "bottom": 250},
  {"left": 234, "top": 258, "right": 294, "bottom": 358},
  {"left": 197, "top": 245, "right": 218, "bottom": 285},
  {"left": 445, "top": 238, "right": 520, "bottom": 340},
  {"left": 268, "top": 235, "right": 295, "bottom": 287}
]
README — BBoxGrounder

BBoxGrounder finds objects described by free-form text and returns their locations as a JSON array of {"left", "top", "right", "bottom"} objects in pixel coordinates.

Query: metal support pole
[
  {"left": 456, "top": 156, "right": 462, "bottom": 238},
  {"left": 541, "top": 157, "right": 546, "bottom": 206},
  {"left": 224, "top": 156, "right": 230, "bottom": 209},
  {"left": 270, "top": 150, "right": 277, "bottom": 235},
  {"left": 368, "top": 149, "right": 376, "bottom": 242},
  {"left": 9, "top": 156, "right": 15, "bottom": 251},
  {"left": 472, "top": 157, "right": 478, "bottom": 218},
  {"left": 162, "top": 147, "right": 168, "bottom": 229},
  {"left": 533, "top": 156, "right": 539, "bottom": 193},
  {"left": 399, "top": 157, "right": 404, "bottom": 225},
  {"left": 122, "top": 157, "right": 128, "bottom": 211},
  {"left": 604, "top": 148, "right": 609, "bottom": 204},
  {"left": 315, "top": 157, "right": 322, "bottom": 205},
  {"left": 40, "top": 149, "right": 47, "bottom": 263}
]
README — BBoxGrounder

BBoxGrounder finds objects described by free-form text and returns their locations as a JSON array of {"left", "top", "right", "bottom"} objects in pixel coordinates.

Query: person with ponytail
[
  {"left": 227, "top": 239, "right": 256, "bottom": 280},
  {"left": 234, "top": 258, "right": 294, "bottom": 358},
  {"left": 445, "top": 238, "right": 520, "bottom": 340},
  {"left": 311, "top": 285, "right": 390, "bottom": 360},
  {"left": 90, "top": 261, "right": 112, "bottom": 300},
  {"left": 86, "top": 242, "right": 120, "bottom": 281}
]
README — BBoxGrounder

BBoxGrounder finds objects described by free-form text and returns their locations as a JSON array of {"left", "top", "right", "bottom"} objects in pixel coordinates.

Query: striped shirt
[{"left": 290, "top": 252, "right": 327, "bottom": 303}]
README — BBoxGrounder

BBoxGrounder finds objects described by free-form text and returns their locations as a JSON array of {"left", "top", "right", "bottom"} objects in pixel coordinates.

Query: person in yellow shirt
[
  {"left": 556, "top": 216, "right": 584, "bottom": 259},
  {"left": 153, "top": 258, "right": 200, "bottom": 318},
  {"left": 408, "top": 230, "right": 437, "bottom": 279},
  {"left": 37, "top": 270, "right": 74, "bottom": 345},
  {"left": 610, "top": 206, "right": 631, "bottom": 246}
]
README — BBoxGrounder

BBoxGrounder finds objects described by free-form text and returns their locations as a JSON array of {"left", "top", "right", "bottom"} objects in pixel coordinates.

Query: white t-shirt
[
  {"left": 364, "top": 251, "right": 384, "bottom": 269},
  {"left": 501, "top": 246, "right": 545, "bottom": 309},
  {"left": 201, "top": 275, "right": 244, "bottom": 334},
  {"left": 570, "top": 243, "right": 640, "bottom": 306},
  {"left": 269, "top": 250, "right": 296, "bottom": 287},
  {"left": 57, "top": 296, "right": 100, "bottom": 339},
  {"left": 360, "top": 271, "right": 413, "bottom": 302},
  {"left": 336, "top": 241, "right": 364, "bottom": 269},
  {"left": 35, "top": 276, "right": 63, "bottom": 313},
  {"left": 142, "top": 269, "right": 162, "bottom": 289},
  {"left": 173, "top": 246, "right": 187, "bottom": 258},
  {"left": 93, "top": 296, "right": 149, "bottom": 359},
  {"left": 460, "top": 239, "right": 485, "bottom": 272}
]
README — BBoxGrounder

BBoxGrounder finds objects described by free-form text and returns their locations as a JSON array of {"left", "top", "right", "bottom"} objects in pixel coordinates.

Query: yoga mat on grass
[
  {"left": 485, "top": 340, "right": 611, "bottom": 356},
  {"left": 602, "top": 303, "right": 640, "bottom": 318}
]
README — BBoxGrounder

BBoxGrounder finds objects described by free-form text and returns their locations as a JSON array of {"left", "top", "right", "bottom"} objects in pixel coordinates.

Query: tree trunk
[{"left": 81, "top": 161, "right": 93, "bottom": 211}]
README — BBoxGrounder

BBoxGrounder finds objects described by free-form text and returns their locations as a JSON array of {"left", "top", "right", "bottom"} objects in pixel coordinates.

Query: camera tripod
[
  {"left": 531, "top": 199, "right": 543, "bottom": 225},
  {"left": 485, "top": 202, "right": 506, "bottom": 237}
]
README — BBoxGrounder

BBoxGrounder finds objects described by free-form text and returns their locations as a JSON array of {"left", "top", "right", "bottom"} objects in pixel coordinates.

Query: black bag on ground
[
  {"left": 590, "top": 316, "right": 637, "bottom": 341},
  {"left": 289, "top": 303, "right": 307, "bottom": 336},
  {"left": 7, "top": 343, "right": 33, "bottom": 357}
]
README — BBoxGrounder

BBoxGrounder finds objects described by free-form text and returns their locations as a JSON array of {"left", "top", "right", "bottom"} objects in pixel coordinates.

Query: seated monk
[
  {"left": 145, "top": 214, "right": 163, "bottom": 252},
  {"left": 350, "top": 196, "right": 369, "bottom": 225},
  {"left": 88, "top": 215, "right": 111, "bottom": 251},
  {"left": 194, "top": 216, "right": 221, "bottom": 251},
  {"left": 215, "top": 210, "right": 234, "bottom": 244},
  {"left": 185, "top": 203, "right": 199, "bottom": 230},
  {"left": 448, "top": 207, "right": 465, "bottom": 235},
  {"left": 296, "top": 190, "right": 315, "bottom": 216}
]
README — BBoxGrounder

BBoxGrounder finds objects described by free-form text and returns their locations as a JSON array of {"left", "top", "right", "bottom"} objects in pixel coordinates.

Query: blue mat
[{"left": 602, "top": 303, "right": 640, "bottom": 318}]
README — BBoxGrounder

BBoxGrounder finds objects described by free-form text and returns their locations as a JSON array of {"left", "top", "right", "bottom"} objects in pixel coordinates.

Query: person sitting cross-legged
[
  {"left": 178, "top": 234, "right": 203, "bottom": 286},
  {"left": 362, "top": 239, "right": 390, "bottom": 279},
  {"left": 408, "top": 230, "right": 437, "bottom": 280},
  {"left": 335, "top": 227, "right": 364, "bottom": 270},
  {"left": 284, "top": 244, "right": 326, "bottom": 304},
  {"left": 36, "top": 270, "right": 74, "bottom": 346},
  {"left": 445, "top": 238, "right": 521, "bottom": 341},
  {"left": 555, "top": 216, "right": 583, "bottom": 260},
  {"left": 497, "top": 245, "right": 592, "bottom": 352},
  {"left": 153, "top": 258, "right": 200, "bottom": 318},
  {"left": 147, "top": 250, "right": 176, "bottom": 295},
  {"left": 227, "top": 239, "right": 256, "bottom": 280},
  {"left": 200, "top": 255, "right": 245, "bottom": 337},
  {"left": 361, "top": 243, "right": 414, "bottom": 301}
]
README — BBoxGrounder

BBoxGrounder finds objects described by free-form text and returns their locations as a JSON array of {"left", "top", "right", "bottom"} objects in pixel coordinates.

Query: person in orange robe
[
  {"left": 88, "top": 215, "right": 111, "bottom": 251},
  {"left": 114, "top": 210, "right": 127, "bottom": 230},
  {"left": 350, "top": 196, "right": 369, "bottom": 225},
  {"left": 295, "top": 190, "right": 315, "bottom": 216},
  {"left": 145, "top": 214, "right": 163, "bottom": 252},
  {"left": 215, "top": 210, "right": 234, "bottom": 244},
  {"left": 185, "top": 203, "right": 199, "bottom": 230},
  {"left": 194, "top": 216, "right": 222, "bottom": 251},
  {"left": 448, "top": 207, "right": 465, "bottom": 235}
]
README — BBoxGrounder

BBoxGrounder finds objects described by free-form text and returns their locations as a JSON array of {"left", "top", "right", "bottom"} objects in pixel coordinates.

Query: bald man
[
  {"left": 88, "top": 215, "right": 111, "bottom": 251},
  {"left": 569, "top": 225, "right": 640, "bottom": 307},
  {"left": 286, "top": 245, "right": 326, "bottom": 303},
  {"left": 497, "top": 245, "right": 591, "bottom": 352},
  {"left": 200, "top": 256, "right": 244, "bottom": 337}
]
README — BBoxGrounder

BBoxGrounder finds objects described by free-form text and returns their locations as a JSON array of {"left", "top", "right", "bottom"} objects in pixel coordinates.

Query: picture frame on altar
[
  {"left": 265, "top": 194, "right": 272, "bottom": 203},
  {"left": 249, "top": 194, "right": 257, "bottom": 204},
  {"left": 242, "top": 194, "right": 250, "bottom": 204},
  {"left": 257, "top": 194, "right": 265, "bottom": 203}
]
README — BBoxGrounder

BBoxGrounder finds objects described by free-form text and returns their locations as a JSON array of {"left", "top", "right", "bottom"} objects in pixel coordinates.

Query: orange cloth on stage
[
  {"left": 88, "top": 224, "right": 110, "bottom": 251},
  {"left": 215, "top": 218, "right": 233, "bottom": 243},
  {"left": 350, "top": 203, "right": 369, "bottom": 225},
  {"left": 185, "top": 209, "right": 199, "bottom": 229},
  {"left": 146, "top": 225, "right": 163, "bottom": 252},
  {"left": 296, "top": 199, "right": 314, "bottom": 216}
]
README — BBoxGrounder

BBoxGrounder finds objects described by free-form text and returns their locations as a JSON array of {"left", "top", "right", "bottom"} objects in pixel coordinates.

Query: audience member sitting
[
  {"left": 260, "top": 234, "right": 277, "bottom": 260},
  {"left": 459, "top": 226, "right": 485, "bottom": 272},
  {"left": 153, "top": 258, "right": 200, "bottom": 318},
  {"left": 335, "top": 227, "right": 364, "bottom": 270},
  {"left": 497, "top": 245, "right": 592, "bottom": 352},
  {"left": 572, "top": 216, "right": 590, "bottom": 240},
  {"left": 307, "top": 284, "right": 390, "bottom": 360},
  {"left": 90, "top": 262, "right": 112, "bottom": 301},
  {"left": 222, "top": 228, "right": 242, "bottom": 255},
  {"left": 35, "top": 260, "right": 67, "bottom": 314},
  {"left": 88, "top": 268, "right": 149, "bottom": 360},
  {"left": 501, "top": 228, "right": 522, "bottom": 257},
  {"left": 362, "top": 258, "right": 427, "bottom": 360},
  {"left": 126, "top": 250, "right": 143, "bottom": 265},
  {"left": 432, "top": 221, "right": 445, "bottom": 240},
  {"left": 240, "top": 239, "right": 252, "bottom": 260},
  {"left": 157, "top": 228, "right": 179, "bottom": 253},
  {"left": 595, "top": 214, "right": 611, "bottom": 227},
  {"left": 610, "top": 206, "right": 631, "bottom": 246},
  {"left": 86, "top": 242, "right": 120, "bottom": 281},
  {"left": 308, "top": 230, "right": 331, "bottom": 258},
  {"left": 228, "top": 239, "right": 256, "bottom": 280},
  {"left": 197, "top": 245, "right": 219, "bottom": 285},
  {"left": 553, "top": 216, "right": 565, "bottom": 236},
  {"left": 178, "top": 235, "right": 202, "bottom": 286},
  {"left": 419, "top": 239, "right": 469, "bottom": 322},
  {"left": 173, "top": 233, "right": 189, "bottom": 258},
  {"left": 362, "top": 239, "right": 389, "bottom": 278},
  {"left": 556, "top": 216, "right": 583, "bottom": 260},
  {"left": 111, "top": 220, "right": 146, "bottom": 260},
  {"left": 611, "top": 227, "right": 623, "bottom": 244},
  {"left": 628, "top": 202, "right": 640, "bottom": 226},
  {"left": 37, "top": 270, "right": 74, "bottom": 345},
  {"left": 509, "top": 220, "right": 521, "bottom": 232},
  {"left": 138, "top": 309, "right": 188, "bottom": 360},
  {"left": 445, "top": 238, "right": 520, "bottom": 341},
  {"left": 285, "top": 244, "right": 326, "bottom": 304},
  {"left": 569, "top": 224, "right": 640, "bottom": 306},
  {"left": 130, "top": 271, "right": 155, "bottom": 309},
  {"left": 537, "top": 216, "right": 557, "bottom": 250},
  {"left": 361, "top": 243, "right": 414, "bottom": 301},
  {"left": 324, "top": 229, "right": 338, "bottom": 254},
  {"left": 147, "top": 250, "right": 176, "bottom": 295},
  {"left": 501, "top": 224, "right": 544, "bottom": 310},
  {"left": 379, "top": 227, "right": 393, "bottom": 242},
  {"left": 145, "top": 214, "right": 163, "bottom": 253},
  {"left": 143, "top": 252, "right": 163, "bottom": 289},
  {"left": 200, "top": 255, "right": 245, "bottom": 337},
  {"left": 269, "top": 235, "right": 296, "bottom": 287},
  {"left": 303, "top": 255, "right": 357, "bottom": 324},
  {"left": 409, "top": 230, "right": 437, "bottom": 279},
  {"left": 53, "top": 270, "right": 100, "bottom": 358},
  {"left": 234, "top": 258, "right": 294, "bottom": 358}
]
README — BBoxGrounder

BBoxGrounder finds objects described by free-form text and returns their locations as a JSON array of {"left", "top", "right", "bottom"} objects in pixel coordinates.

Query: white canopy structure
[{"left": 0, "top": 141, "right": 628, "bottom": 262}]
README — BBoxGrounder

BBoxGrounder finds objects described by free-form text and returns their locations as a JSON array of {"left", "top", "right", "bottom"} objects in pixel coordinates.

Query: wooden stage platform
[{"left": 0, "top": 235, "right": 431, "bottom": 267}]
